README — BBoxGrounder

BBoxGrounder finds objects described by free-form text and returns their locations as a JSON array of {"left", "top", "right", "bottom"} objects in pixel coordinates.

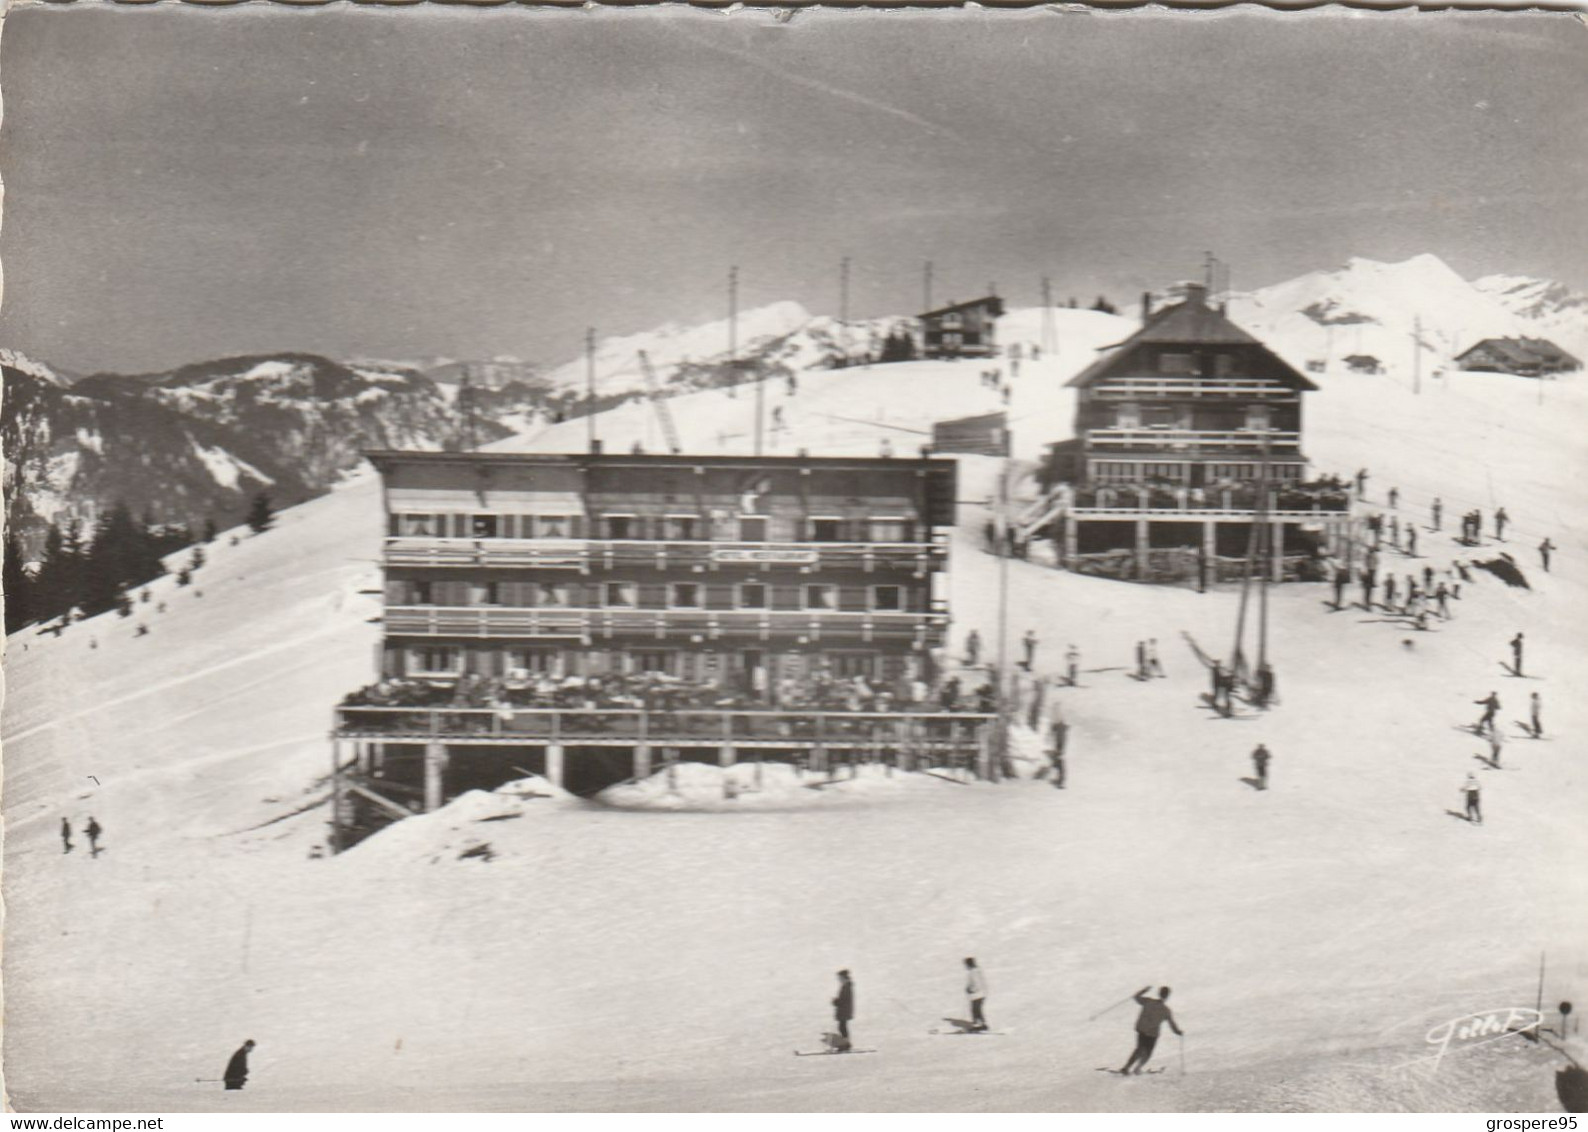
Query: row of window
[
  {"left": 1090, "top": 461, "right": 1306, "bottom": 484},
  {"left": 403, "top": 645, "right": 889, "bottom": 680},
  {"left": 391, "top": 513, "right": 918, "bottom": 544},
  {"left": 1104, "top": 405, "right": 1280, "bottom": 430},
  {"left": 396, "top": 580, "right": 913, "bottom": 613},
  {"left": 1155, "top": 351, "right": 1246, "bottom": 377}
]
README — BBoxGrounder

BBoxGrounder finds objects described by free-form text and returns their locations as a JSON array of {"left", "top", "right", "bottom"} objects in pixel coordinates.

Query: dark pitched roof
[
  {"left": 1066, "top": 290, "right": 1316, "bottom": 391},
  {"left": 919, "top": 295, "right": 1005, "bottom": 320},
  {"left": 1456, "top": 337, "right": 1580, "bottom": 367}
]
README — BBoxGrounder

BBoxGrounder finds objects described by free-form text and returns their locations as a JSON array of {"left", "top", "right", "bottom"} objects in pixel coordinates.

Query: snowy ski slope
[{"left": 4, "top": 305, "right": 1585, "bottom": 1112}]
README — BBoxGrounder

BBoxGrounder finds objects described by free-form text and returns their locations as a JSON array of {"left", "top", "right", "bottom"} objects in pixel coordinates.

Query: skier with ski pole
[{"left": 1116, "top": 986, "right": 1184, "bottom": 1075}]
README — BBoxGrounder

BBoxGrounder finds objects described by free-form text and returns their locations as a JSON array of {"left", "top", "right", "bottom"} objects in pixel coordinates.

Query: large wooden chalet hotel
[
  {"left": 332, "top": 449, "right": 992, "bottom": 845},
  {"left": 1041, "top": 282, "right": 1351, "bottom": 583}
]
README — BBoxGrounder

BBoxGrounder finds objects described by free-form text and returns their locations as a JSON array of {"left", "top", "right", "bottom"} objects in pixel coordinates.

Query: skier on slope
[
  {"left": 1049, "top": 716, "right": 1069, "bottom": 789},
  {"left": 1135, "top": 640, "right": 1149, "bottom": 681},
  {"left": 965, "top": 629, "right": 982, "bottom": 668},
  {"left": 1147, "top": 639, "right": 1165, "bottom": 678},
  {"left": 1065, "top": 644, "right": 1080, "bottom": 687},
  {"left": 1388, "top": 486, "right": 1399, "bottom": 510},
  {"left": 1474, "top": 692, "right": 1501, "bottom": 736},
  {"left": 1360, "top": 567, "right": 1377, "bottom": 610},
  {"left": 964, "top": 958, "right": 990, "bottom": 1031},
  {"left": 1539, "top": 538, "right": 1555, "bottom": 572},
  {"left": 1117, "top": 987, "right": 1183, "bottom": 1075},
  {"left": 830, "top": 970, "right": 855, "bottom": 1051},
  {"left": 1332, "top": 566, "right": 1350, "bottom": 609},
  {"left": 60, "top": 817, "right": 73, "bottom": 855},
  {"left": 1529, "top": 691, "right": 1543, "bottom": 738},
  {"left": 223, "top": 1039, "right": 256, "bottom": 1091},
  {"left": 1509, "top": 632, "right": 1525, "bottom": 677},
  {"left": 1495, "top": 507, "right": 1509, "bottom": 541},
  {"left": 1461, "top": 773, "right": 1483, "bottom": 825},
  {"left": 1251, "top": 743, "right": 1271, "bottom": 791},
  {"left": 1022, "top": 629, "right": 1039, "bottom": 672},
  {"left": 1431, "top": 497, "right": 1443, "bottom": 531},
  {"left": 1407, "top": 527, "right": 1418, "bottom": 557},
  {"left": 1383, "top": 574, "right": 1398, "bottom": 612},
  {"left": 85, "top": 816, "right": 102, "bottom": 857}
]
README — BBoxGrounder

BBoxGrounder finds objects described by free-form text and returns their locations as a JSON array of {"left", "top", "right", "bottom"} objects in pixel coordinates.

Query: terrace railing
[
  {"left": 1085, "top": 428, "right": 1302, "bottom": 453},
  {"left": 335, "top": 705, "right": 996, "bottom": 750},
  {"left": 384, "top": 537, "right": 946, "bottom": 574},
  {"left": 381, "top": 605, "right": 947, "bottom": 642}
]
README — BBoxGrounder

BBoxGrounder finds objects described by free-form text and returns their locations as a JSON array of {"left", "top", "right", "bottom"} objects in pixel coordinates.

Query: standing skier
[
  {"left": 1135, "top": 640, "right": 1149, "bottom": 681},
  {"left": 1487, "top": 726, "right": 1505, "bottom": 767},
  {"left": 1332, "top": 565, "right": 1350, "bottom": 609},
  {"left": 1355, "top": 468, "right": 1368, "bottom": 499},
  {"left": 60, "top": 817, "right": 73, "bottom": 855},
  {"left": 1407, "top": 527, "right": 1418, "bottom": 557},
  {"left": 965, "top": 629, "right": 982, "bottom": 668},
  {"left": 1065, "top": 644, "right": 1080, "bottom": 687},
  {"left": 1383, "top": 574, "right": 1398, "bottom": 612},
  {"left": 1361, "top": 566, "right": 1377, "bottom": 610},
  {"left": 1530, "top": 691, "right": 1543, "bottom": 738},
  {"left": 1022, "top": 629, "right": 1039, "bottom": 673},
  {"left": 223, "top": 1039, "right": 256, "bottom": 1091},
  {"left": 964, "top": 958, "right": 989, "bottom": 1031},
  {"left": 1495, "top": 507, "right": 1509, "bottom": 541},
  {"left": 1251, "top": 743, "right": 1271, "bottom": 790},
  {"left": 1388, "top": 486, "right": 1399, "bottom": 510},
  {"left": 1539, "top": 538, "right": 1555, "bottom": 572},
  {"left": 1147, "top": 639, "right": 1165, "bottom": 678},
  {"left": 1434, "top": 582, "right": 1451, "bottom": 619},
  {"left": 1431, "top": 497, "right": 1443, "bottom": 531},
  {"left": 831, "top": 970, "right": 855, "bottom": 1051},
  {"left": 1474, "top": 692, "right": 1501, "bottom": 736},
  {"left": 1049, "top": 715, "right": 1069, "bottom": 789},
  {"left": 85, "top": 816, "right": 102, "bottom": 857},
  {"left": 1461, "top": 772, "right": 1483, "bottom": 825},
  {"left": 1118, "top": 986, "right": 1183, "bottom": 1075},
  {"left": 1509, "top": 632, "right": 1525, "bottom": 677}
]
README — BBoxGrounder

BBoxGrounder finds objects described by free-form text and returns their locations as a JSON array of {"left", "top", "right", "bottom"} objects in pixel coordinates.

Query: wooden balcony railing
[
  {"left": 1085, "top": 428, "right": 1302, "bottom": 452},
  {"left": 335, "top": 705, "right": 996, "bottom": 749},
  {"left": 383, "top": 537, "right": 946, "bottom": 574},
  {"left": 382, "top": 605, "right": 948, "bottom": 642}
]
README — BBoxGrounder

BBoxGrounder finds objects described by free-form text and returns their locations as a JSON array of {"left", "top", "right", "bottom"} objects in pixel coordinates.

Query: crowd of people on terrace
[
  {"left": 340, "top": 665, "right": 998, "bottom": 719},
  {"left": 1058, "top": 476, "right": 1353, "bottom": 513}
]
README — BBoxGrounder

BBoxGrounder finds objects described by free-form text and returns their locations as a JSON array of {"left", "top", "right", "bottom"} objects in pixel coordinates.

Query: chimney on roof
[
  {"left": 1141, "top": 291, "right": 1154, "bottom": 322},
  {"left": 1183, "top": 282, "right": 1209, "bottom": 307}
]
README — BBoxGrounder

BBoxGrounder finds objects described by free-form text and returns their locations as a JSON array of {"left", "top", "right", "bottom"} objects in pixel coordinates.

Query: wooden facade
[
  {"left": 1034, "top": 283, "right": 1345, "bottom": 584},
  {"left": 919, "top": 296, "right": 1006, "bottom": 359}
]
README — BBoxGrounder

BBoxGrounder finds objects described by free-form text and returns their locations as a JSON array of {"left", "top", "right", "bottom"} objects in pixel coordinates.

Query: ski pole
[{"left": 1088, "top": 992, "right": 1137, "bottom": 1022}]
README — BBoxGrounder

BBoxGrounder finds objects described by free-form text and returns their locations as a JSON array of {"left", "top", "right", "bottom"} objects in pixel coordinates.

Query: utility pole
[
  {"left": 1204, "top": 251, "right": 1215, "bottom": 292},
  {"left": 1041, "top": 276, "right": 1056, "bottom": 356},
  {"left": 924, "top": 260, "right": 934, "bottom": 313},
  {"left": 585, "top": 328, "right": 597, "bottom": 453},
  {"left": 840, "top": 255, "right": 851, "bottom": 366},
  {"left": 1412, "top": 315, "right": 1422, "bottom": 396}
]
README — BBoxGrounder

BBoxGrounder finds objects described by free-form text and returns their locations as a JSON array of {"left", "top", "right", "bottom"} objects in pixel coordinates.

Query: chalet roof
[
  {"left": 1456, "top": 336, "right": 1581, "bottom": 367},
  {"left": 1066, "top": 287, "right": 1317, "bottom": 391},
  {"left": 919, "top": 295, "right": 1006, "bottom": 320}
]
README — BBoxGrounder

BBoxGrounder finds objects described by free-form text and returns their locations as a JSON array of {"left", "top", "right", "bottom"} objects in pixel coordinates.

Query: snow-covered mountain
[
  {"left": 1225, "top": 254, "right": 1555, "bottom": 377},
  {"left": 3, "top": 353, "right": 516, "bottom": 551},
  {"left": 1472, "top": 273, "right": 1588, "bottom": 359}
]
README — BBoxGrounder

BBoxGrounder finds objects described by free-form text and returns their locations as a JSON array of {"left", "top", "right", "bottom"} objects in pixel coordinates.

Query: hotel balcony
[
  {"left": 1085, "top": 428, "right": 1302, "bottom": 454},
  {"left": 383, "top": 537, "right": 946, "bottom": 575},
  {"left": 382, "top": 605, "right": 948, "bottom": 644}
]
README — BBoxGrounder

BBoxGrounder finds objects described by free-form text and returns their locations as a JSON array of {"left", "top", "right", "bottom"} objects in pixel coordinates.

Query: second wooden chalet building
[{"left": 1040, "top": 283, "right": 1351, "bottom": 583}]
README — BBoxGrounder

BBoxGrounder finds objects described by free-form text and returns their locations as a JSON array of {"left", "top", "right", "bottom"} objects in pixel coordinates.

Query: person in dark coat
[
  {"left": 1118, "top": 986, "right": 1183, "bottom": 1075},
  {"left": 61, "top": 818, "right": 73, "bottom": 854},
  {"left": 1252, "top": 743, "right": 1271, "bottom": 790},
  {"left": 1474, "top": 692, "right": 1500, "bottom": 735},
  {"left": 85, "top": 816, "right": 102, "bottom": 857},
  {"left": 1495, "top": 507, "right": 1509, "bottom": 541},
  {"left": 1539, "top": 538, "right": 1555, "bottom": 572},
  {"left": 1332, "top": 566, "right": 1350, "bottom": 609},
  {"left": 1509, "top": 632, "right": 1525, "bottom": 676},
  {"left": 1049, "top": 716, "right": 1069, "bottom": 789},
  {"left": 831, "top": 971, "right": 855, "bottom": 1050},
  {"left": 224, "top": 1039, "right": 256, "bottom": 1090},
  {"left": 1431, "top": 497, "right": 1443, "bottom": 531},
  {"left": 1530, "top": 691, "right": 1543, "bottom": 738},
  {"left": 964, "top": 957, "right": 989, "bottom": 1031}
]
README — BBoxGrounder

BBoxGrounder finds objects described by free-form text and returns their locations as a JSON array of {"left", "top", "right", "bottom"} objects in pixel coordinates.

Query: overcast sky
[{"left": 2, "top": 7, "right": 1584, "bottom": 375}]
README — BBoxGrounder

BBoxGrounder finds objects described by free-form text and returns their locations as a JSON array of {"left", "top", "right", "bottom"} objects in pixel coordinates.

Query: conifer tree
[
  {"left": 246, "top": 493, "right": 275, "bottom": 535},
  {"left": 3, "top": 532, "right": 34, "bottom": 634}
]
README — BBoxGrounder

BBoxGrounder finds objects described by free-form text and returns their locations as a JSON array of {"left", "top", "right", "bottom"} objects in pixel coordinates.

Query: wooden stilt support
[
  {"left": 634, "top": 742, "right": 652, "bottom": 781},
  {"left": 545, "top": 743, "right": 565, "bottom": 790},
  {"left": 423, "top": 741, "right": 446, "bottom": 813},
  {"left": 1063, "top": 513, "right": 1078, "bottom": 570},
  {"left": 1135, "top": 517, "right": 1150, "bottom": 580},
  {"left": 1271, "top": 521, "right": 1285, "bottom": 583},
  {"left": 330, "top": 738, "right": 345, "bottom": 854}
]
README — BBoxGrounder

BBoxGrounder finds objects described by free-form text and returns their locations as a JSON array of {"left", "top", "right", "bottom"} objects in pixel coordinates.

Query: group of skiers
[
  {"left": 821, "top": 965, "right": 1183, "bottom": 1075},
  {"left": 60, "top": 815, "right": 103, "bottom": 857}
]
